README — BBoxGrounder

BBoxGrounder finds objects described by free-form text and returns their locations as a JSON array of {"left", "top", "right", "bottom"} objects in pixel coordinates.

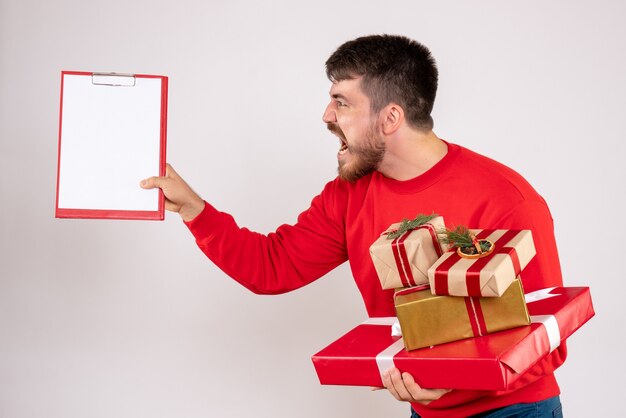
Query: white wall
[{"left": 1, "top": 1, "right": 622, "bottom": 416}]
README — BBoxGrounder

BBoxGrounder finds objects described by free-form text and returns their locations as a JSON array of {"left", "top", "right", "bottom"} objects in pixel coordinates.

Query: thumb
[
  {"left": 140, "top": 175, "right": 166, "bottom": 189},
  {"left": 141, "top": 163, "right": 177, "bottom": 189}
]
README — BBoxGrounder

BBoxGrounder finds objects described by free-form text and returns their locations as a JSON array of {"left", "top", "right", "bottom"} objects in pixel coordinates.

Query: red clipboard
[{"left": 56, "top": 71, "right": 168, "bottom": 220}]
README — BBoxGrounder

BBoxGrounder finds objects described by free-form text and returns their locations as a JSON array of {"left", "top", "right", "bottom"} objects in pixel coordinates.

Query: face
[{"left": 322, "top": 78, "right": 386, "bottom": 182}]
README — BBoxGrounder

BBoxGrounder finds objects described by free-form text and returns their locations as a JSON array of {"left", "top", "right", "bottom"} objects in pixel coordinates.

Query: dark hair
[{"left": 325, "top": 34, "right": 438, "bottom": 130}]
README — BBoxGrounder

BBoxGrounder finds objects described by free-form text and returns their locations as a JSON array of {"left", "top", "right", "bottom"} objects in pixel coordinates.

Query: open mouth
[
  {"left": 328, "top": 123, "right": 349, "bottom": 154},
  {"left": 339, "top": 138, "right": 348, "bottom": 154}
]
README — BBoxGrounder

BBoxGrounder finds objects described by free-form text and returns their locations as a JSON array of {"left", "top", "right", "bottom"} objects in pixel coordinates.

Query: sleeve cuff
[{"left": 183, "top": 200, "right": 222, "bottom": 239}]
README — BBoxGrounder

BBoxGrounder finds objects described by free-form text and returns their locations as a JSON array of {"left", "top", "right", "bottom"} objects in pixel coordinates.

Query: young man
[{"left": 141, "top": 35, "right": 566, "bottom": 417}]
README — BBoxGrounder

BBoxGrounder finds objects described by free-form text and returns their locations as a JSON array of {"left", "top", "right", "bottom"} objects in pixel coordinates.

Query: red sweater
[{"left": 185, "top": 142, "right": 566, "bottom": 417}]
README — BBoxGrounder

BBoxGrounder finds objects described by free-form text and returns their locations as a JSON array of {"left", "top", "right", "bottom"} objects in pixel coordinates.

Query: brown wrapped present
[
  {"left": 369, "top": 215, "right": 446, "bottom": 289},
  {"left": 394, "top": 279, "right": 530, "bottom": 351},
  {"left": 428, "top": 229, "right": 536, "bottom": 297}
]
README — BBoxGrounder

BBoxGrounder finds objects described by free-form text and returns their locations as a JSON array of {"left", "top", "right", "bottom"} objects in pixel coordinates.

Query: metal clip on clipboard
[{"left": 91, "top": 72, "right": 136, "bottom": 87}]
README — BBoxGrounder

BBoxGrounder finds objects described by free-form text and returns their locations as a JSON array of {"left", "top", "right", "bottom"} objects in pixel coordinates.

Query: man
[{"left": 141, "top": 35, "right": 566, "bottom": 417}]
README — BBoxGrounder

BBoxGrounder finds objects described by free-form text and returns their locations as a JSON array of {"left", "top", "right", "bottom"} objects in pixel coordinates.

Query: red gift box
[{"left": 311, "top": 286, "right": 594, "bottom": 390}]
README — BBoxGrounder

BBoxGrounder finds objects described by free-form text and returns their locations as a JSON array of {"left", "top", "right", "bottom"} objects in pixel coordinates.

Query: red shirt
[{"left": 185, "top": 142, "right": 566, "bottom": 417}]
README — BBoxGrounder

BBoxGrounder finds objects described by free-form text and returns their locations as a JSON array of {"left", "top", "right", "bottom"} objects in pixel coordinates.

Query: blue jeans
[{"left": 410, "top": 396, "right": 563, "bottom": 418}]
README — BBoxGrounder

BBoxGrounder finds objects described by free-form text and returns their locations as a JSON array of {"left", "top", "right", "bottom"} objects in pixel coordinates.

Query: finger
[
  {"left": 429, "top": 388, "right": 452, "bottom": 401},
  {"left": 164, "top": 199, "right": 180, "bottom": 213},
  {"left": 402, "top": 372, "right": 424, "bottom": 401},
  {"left": 389, "top": 368, "right": 413, "bottom": 401},
  {"left": 402, "top": 373, "right": 451, "bottom": 405},
  {"left": 413, "top": 389, "right": 451, "bottom": 406},
  {"left": 370, "top": 386, "right": 384, "bottom": 391},
  {"left": 381, "top": 370, "right": 401, "bottom": 401}
]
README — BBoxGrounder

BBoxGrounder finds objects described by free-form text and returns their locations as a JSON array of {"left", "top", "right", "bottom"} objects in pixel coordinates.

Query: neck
[{"left": 377, "top": 128, "right": 448, "bottom": 181}]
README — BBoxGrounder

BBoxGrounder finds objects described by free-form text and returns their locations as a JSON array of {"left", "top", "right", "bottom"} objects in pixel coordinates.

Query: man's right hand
[
  {"left": 140, "top": 164, "right": 205, "bottom": 222},
  {"left": 379, "top": 367, "right": 451, "bottom": 405}
]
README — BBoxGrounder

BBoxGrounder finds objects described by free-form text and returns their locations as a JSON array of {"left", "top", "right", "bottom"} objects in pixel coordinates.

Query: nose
[{"left": 322, "top": 102, "right": 337, "bottom": 123}]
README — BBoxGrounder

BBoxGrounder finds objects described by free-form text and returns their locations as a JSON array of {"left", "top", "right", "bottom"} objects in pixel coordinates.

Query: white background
[{"left": 0, "top": 1, "right": 623, "bottom": 417}]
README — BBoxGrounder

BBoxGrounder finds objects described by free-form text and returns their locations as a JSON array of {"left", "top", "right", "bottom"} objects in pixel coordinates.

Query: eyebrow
[{"left": 331, "top": 93, "right": 349, "bottom": 102}]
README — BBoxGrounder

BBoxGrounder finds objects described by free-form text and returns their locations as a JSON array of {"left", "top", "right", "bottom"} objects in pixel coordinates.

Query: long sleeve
[{"left": 184, "top": 179, "right": 349, "bottom": 294}]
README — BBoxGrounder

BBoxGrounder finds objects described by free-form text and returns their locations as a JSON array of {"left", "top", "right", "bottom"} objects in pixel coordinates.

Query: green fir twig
[
  {"left": 440, "top": 226, "right": 492, "bottom": 253},
  {"left": 386, "top": 213, "right": 438, "bottom": 239}
]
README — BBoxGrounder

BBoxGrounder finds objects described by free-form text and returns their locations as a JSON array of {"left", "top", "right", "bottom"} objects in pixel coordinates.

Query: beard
[{"left": 327, "top": 122, "right": 386, "bottom": 182}]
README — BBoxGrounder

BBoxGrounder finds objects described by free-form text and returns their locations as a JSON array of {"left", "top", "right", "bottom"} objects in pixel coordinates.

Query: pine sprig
[
  {"left": 386, "top": 213, "right": 438, "bottom": 239},
  {"left": 440, "top": 226, "right": 491, "bottom": 253},
  {"left": 439, "top": 225, "right": 474, "bottom": 248}
]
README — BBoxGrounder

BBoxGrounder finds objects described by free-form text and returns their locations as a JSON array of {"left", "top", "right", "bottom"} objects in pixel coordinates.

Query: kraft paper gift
[
  {"left": 370, "top": 216, "right": 446, "bottom": 289},
  {"left": 428, "top": 229, "right": 535, "bottom": 297}
]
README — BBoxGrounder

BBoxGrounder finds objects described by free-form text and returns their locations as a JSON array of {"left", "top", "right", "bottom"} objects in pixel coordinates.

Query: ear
[{"left": 379, "top": 103, "right": 404, "bottom": 135}]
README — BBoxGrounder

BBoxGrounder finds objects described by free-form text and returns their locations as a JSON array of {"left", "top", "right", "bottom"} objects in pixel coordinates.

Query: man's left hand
[{"left": 379, "top": 367, "right": 451, "bottom": 405}]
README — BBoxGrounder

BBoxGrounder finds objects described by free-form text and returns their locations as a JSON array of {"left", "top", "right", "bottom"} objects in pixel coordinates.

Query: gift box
[
  {"left": 428, "top": 229, "right": 536, "bottom": 297},
  {"left": 311, "top": 286, "right": 594, "bottom": 390},
  {"left": 395, "top": 279, "right": 530, "bottom": 351},
  {"left": 369, "top": 216, "right": 446, "bottom": 289}
]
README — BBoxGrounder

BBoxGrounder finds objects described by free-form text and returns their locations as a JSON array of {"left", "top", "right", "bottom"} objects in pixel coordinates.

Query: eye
[{"left": 336, "top": 100, "right": 347, "bottom": 107}]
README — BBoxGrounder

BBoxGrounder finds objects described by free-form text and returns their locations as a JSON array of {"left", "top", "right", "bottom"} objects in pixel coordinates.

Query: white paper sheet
[{"left": 57, "top": 73, "right": 163, "bottom": 213}]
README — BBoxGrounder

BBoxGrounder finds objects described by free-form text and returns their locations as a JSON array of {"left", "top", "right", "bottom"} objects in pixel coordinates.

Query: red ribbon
[
  {"left": 434, "top": 229, "right": 522, "bottom": 296},
  {"left": 391, "top": 232, "right": 415, "bottom": 287},
  {"left": 391, "top": 224, "right": 443, "bottom": 288},
  {"left": 394, "top": 283, "right": 431, "bottom": 298},
  {"left": 393, "top": 284, "right": 488, "bottom": 337},
  {"left": 464, "top": 296, "right": 487, "bottom": 337}
]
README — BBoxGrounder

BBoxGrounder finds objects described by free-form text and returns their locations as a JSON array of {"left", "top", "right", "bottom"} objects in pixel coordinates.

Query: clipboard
[{"left": 56, "top": 71, "right": 168, "bottom": 220}]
